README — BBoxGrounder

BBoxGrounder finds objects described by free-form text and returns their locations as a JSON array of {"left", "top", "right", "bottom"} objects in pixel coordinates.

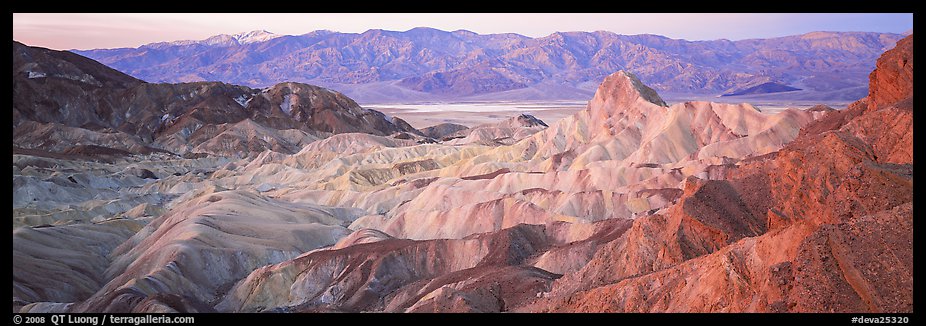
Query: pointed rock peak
[
  {"left": 592, "top": 70, "right": 668, "bottom": 108},
  {"left": 624, "top": 72, "right": 667, "bottom": 107},
  {"left": 513, "top": 113, "right": 548, "bottom": 128}
]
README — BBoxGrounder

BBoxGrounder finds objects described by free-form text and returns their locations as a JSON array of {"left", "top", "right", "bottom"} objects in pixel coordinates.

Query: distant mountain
[
  {"left": 721, "top": 82, "right": 801, "bottom": 97},
  {"left": 148, "top": 30, "right": 284, "bottom": 48},
  {"left": 75, "top": 29, "right": 903, "bottom": 102},
  {"left": 13, "top": 41, "right": 419, "bottom": 159}
]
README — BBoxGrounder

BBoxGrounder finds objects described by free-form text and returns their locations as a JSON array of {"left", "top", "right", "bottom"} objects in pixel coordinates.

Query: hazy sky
[{"left": 13, "top": 13, "right": 913, "bottom": 50}]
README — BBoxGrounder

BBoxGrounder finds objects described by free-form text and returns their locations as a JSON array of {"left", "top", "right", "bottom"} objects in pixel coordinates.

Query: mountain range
[
  {"left": 75, "top": 28, "right": 903, "bottom": 102},
  {"left": 12, "top": 33, "right": 913, "bottom": 314}
]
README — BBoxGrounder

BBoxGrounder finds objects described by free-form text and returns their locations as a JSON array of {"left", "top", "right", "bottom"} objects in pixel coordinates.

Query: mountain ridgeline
[
  {"left": 13, "top": 41, "right": 421, "bottom": 159},
  {"left": 75, "top": 28, "right": 903, "bottom": 102}
]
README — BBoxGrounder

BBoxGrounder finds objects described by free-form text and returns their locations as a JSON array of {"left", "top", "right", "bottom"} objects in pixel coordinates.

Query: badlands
[{"left": 12, "top": 35, "right": 912, "bottom": 313}]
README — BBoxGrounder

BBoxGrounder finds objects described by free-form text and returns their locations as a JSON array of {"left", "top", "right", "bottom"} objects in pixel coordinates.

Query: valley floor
[
  {"left": 366, "top": 98, "right": 849, "bottom": 129},
  {"left": 367, "top": 102, "right": 586, "bottom": 129}
]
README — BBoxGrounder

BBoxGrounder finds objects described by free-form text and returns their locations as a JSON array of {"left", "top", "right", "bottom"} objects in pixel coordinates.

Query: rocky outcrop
[
  {"left": 13, "top": 42, "right": 420, "bottom": 158},
  {"left": 867, "top": 35, "right": 913, "bottom": 110},
  {"left": 520, "top": 34, "right": 913, "bottom": 313},
  {"left": 252, "top": 82, "right": 409, "bottom": 136},
  {"left": 13, "top": 41, "right": 141, "bottom": 130},
  {"left": 520, "top": 202, "right": 911, "bottom": 313}
]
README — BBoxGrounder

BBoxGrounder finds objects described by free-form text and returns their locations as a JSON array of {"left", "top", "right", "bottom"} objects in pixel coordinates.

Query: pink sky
[{"left": 13, "top": 13, "right": 913, "bottom": 50}]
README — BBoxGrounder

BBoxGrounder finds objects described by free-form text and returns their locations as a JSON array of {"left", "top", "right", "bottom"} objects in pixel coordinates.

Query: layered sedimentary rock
[
  {"left": 11, "top": 36, "right": 912, "bottom": 314},
  {"left": 215, "top": 224, "right": 556, "bottom": 312},
  {"left": 65, "top": 188, "right": 364, "bottom": 313},
  {"left": 867, "top": 35, "right": 913, "bottom": 110},
  {"left": 340, "top": 71, "right": 826, "bottom": 241},
  {"left": 519, "top": 34, "right": 913, "bottom": 313},
  {"left": 14, "top": 220, "right": 143, "bottom": 310}
]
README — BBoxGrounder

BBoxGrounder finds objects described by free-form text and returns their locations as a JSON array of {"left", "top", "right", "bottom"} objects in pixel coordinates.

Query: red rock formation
[
  {"left": 522, "top": 34, "right": 913, "bottom": 313},
  {"left": 867, "top": 35, "right": 913, "bottom": 110},
  {"left": 520, "top": 203, "right": 911, "bottom": 313}
]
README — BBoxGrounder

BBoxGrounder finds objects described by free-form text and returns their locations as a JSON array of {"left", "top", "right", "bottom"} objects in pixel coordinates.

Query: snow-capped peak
[
  {"left": 232, "top": 30, "right": 282, "bottom": 44},
  {"left": 203, "top": 34, "right": 238, "bottom": 47},
  {"left": 149, "top": 30, "right": 283, "bottom": 48}
]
